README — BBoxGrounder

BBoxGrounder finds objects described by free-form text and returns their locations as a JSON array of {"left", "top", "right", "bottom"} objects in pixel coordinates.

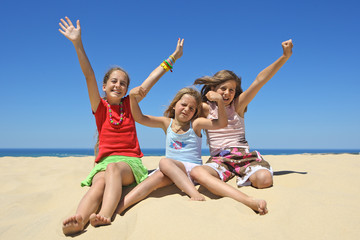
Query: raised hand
[
  {"left": 130, "top": 86, "right": 147, "bottom": 99},
  {"left": 172, "top": 38, "right": 184, "bottom": 60},
  {"left": 282, "top": 39, "right": 293, "bottom": 58},
  {"left": 59, "top": 16, "right": 81, "bottom": 43},
  {"left": 205, "top": 91, "right": 223, "bottom": 103}
]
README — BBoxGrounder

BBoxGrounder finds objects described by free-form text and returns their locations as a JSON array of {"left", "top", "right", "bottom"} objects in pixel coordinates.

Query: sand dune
[{"left": 1, "top": 154, "right": 359, "bottom": 239}]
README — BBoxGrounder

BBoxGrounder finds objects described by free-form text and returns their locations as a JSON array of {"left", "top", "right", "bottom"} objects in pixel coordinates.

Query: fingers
[
  {"left": 131, "top": 86, "right": 147, "bottom": 98},
  {"left": 60, "top": 18, "right": 69, "bottom": 28},
  {"left": 76, "top": 19, "right": 81, "bottom": 29},
  {"left": 59, "top": 21, "right": 67, "bottom": 32},
  {"left": 59, "top": 16, "right": 78, "bottom": 30},
  {"left": 179, "top": 38, "right": 184, "bottom": 47},
  {"left": 282, "top": 39, "right": 293, "bottom": 48},
  {"left": 65, "top": 16, "right": 74, "bottom": 27},
  {"left": 177, "top": 38, "right": 184, "bottom": 47},
  {"left": 139, "top": 87, "right": 147, "bottom": 98},
  {"left": 58, "top": 28, "right": 66, "bottom": 36}
]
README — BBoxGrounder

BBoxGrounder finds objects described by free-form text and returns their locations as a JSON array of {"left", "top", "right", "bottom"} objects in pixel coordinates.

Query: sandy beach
[{"left": 1, "top": 154, "right": 359, "bottom": 239}]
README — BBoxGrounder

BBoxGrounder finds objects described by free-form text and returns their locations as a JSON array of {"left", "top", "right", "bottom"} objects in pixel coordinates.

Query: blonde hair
[
  {"left": 163, "top": 87, "right": 202, "bottom": 121},
  {"left": 193, "top": 70, "right": 243, "bottom": 103}
]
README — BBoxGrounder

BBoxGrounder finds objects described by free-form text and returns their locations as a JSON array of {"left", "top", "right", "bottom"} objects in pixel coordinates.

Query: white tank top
[{"left": 206, "top": 101, "right": 249, "bottom": 156}]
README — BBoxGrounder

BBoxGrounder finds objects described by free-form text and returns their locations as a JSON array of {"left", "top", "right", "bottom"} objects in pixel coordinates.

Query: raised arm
[
  {"left": 236, "top": 39, "right": 293, "bottom": 116},
  {"left": 129, "top": 86, "right": 169, "bottom": 132},
  {"left": 193, "top": 91, "right": 228, "bottom": 135},
  {"left": 59, "top": 17, "right": 101, "bottom": 113},
  {"left": 133, "top": 38, "right": 184, "bottom": 103}
]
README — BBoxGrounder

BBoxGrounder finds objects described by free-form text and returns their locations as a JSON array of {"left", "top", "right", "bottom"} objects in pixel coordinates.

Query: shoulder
[
  {"left": 192, "top": 118, "right": 207, "bottom": 137},
  {"left": 123, "top": 95, "right": 130, "bottom": 104},
  {"left": 94, "top": 98, "right": 107, "bottom": 114},
  {"left": 159, "top": 116, "right": 172, "bottom": 132}
]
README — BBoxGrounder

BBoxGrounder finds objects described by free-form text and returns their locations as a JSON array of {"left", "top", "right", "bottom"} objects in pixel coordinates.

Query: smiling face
[
  {"left": 213, "top": 79, "right": 237, "bottom": 106},
  {"left": 102, "top": 70, "right": 129, "bottom": 104},
  {"left": 173, "top": 94, "right": 198, "bottom": 123}
]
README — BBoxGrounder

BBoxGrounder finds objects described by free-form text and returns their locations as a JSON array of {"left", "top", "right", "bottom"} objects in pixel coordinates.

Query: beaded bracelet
[
  {"left": 164, "top": 60, "right": 173, "bottom": 72},
  {"left": 164, "top": 59, "right": 173, "bottom": 69},
  {"left": 161, "top": 62, "right": 170, "bottom": 72},
  {"left": 169, "top": 55, "right": 176, "bottom": 63}
]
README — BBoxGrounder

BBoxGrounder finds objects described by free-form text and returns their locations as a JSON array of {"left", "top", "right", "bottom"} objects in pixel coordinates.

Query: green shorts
[{"left": 81, "top": 155, "right": 148, "bottom": 187}]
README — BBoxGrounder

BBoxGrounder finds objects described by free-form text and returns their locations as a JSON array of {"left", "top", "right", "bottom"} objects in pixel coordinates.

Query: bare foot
[
  {"left": 253, "top": 199, "right": 268, "bottom": 215},
  {"left": 62, "top": 214, "right": 85, "bottom": 236},
  {"left": 89, "top": 213, "right": 111, "bottom": 227},
  {"left": 190, "top": 193, "right": 206, "bottom": 201}
]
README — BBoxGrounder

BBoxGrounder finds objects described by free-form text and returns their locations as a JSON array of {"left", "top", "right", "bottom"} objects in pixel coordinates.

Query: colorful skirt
[{"left": 205, "top": 147, "right": 272, "bottom": 186}]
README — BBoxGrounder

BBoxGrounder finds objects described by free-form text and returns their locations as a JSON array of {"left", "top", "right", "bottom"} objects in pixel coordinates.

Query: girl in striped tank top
[{"left": 191, "top": 39, "right": 294, "bottom": 215}]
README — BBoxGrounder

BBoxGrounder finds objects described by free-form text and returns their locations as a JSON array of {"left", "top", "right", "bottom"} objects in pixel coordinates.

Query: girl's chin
[
  {"left": 109, "top": 93, "right": 124, "bottom": 99},
  {"left": 223, "top": 100, "right": 231, "bottom": 105}
]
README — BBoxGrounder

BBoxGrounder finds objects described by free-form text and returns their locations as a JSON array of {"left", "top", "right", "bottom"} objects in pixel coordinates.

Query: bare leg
[
  {"left": 90, "top": 162, "right": 135, "bottom": 227},
  {"left": 117, "top": 170, "right": 173, "bottom": 214},
  {"left": 190, "top": 165, "right": 268, "bottom": 215},
  {"left": 249, "top": 169, "right": 273, "bottom": 189},
  {"left": 62, "top": 172, "right": 105, "bottom": 235},
  {"left": 159, "top": 158, "right": 205, "bottom": 201}
]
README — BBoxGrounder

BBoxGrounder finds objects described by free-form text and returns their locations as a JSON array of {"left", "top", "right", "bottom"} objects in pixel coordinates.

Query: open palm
[{"left": 59, "top": 17, "right": 81, "bottom": 43}]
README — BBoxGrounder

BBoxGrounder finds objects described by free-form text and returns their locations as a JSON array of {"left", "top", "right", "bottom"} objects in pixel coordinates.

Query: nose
[
  {"left": 183, "top": 106, "right": 191, "bottom": 113},
  {"left": 114, "top": 81, "right": 121, "bottom": 88}
]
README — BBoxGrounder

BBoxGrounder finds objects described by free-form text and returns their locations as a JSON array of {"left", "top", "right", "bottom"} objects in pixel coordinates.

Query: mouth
[{"left": 112, "top": 90, "right": 122, "bottom": 95}]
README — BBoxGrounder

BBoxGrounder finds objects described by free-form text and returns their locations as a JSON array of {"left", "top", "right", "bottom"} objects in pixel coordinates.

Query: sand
[{"left": 1, "top": 154, "right": 359, "bottom": 239}]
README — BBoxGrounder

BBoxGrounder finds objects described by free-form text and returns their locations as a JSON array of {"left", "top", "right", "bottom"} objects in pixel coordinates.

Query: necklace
[{"left": 106, "top": 100, "right": 124, "bottom": 126}]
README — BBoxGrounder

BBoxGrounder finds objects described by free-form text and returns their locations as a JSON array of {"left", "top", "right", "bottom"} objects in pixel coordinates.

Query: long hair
[
  {"left": 193, "top": 70, "right": 243, "bottom": 103},
  {"left": 163, "top": 87, "right": 202, "bottom": 121}
]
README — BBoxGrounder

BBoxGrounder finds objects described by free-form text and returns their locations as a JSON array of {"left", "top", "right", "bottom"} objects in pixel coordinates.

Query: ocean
[{"left": 0, "top": 148, "right": 359, "bottom": 157}]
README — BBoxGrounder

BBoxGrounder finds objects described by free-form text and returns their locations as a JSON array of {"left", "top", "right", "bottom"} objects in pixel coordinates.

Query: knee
[
  {"left": 251, "top": 170, "right": 273, "bottom": 189},
  {"left": 189, "top": 167, "right": 205, "bottom": 183},
  {"left": 159, "top": 158, "right": 172, "bottom": 173},
  {"left": 105, "top": 162, "right": 121, "bottom": 176}
]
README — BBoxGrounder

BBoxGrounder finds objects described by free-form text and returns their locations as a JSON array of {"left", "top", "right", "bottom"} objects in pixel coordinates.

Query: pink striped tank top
[{"left": 206, "top": 101, "right": 249, "bottom": 156}]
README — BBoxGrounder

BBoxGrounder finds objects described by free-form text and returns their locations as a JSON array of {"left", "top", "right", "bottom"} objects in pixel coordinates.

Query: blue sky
[{"left": 1, "top": 0, "right": 359, "bottom": 150}]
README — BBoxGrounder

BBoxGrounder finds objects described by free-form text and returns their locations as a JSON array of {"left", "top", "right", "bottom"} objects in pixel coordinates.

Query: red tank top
[{"left": 94, "top": 96, "right": 143, "bottom": 163}]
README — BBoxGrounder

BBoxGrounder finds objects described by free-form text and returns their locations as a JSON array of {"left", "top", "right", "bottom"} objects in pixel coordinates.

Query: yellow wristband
[
  {"left": 169, "top": 55, "right": 176, "bottom": 63},
  {"left": 161, "top": 62, "right": 169, "bottom": 71}
]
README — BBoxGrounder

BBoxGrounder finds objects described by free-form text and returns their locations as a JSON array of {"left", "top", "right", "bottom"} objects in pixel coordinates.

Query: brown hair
[
  {"left": 163, "top": 87, "right": 202, "bottom": 121},
  {"left": 193, "top": 70, "right": 243, "bottom": 103},
  {"left": 103, "top": 66, "right": 130, "bottom": 85}
]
